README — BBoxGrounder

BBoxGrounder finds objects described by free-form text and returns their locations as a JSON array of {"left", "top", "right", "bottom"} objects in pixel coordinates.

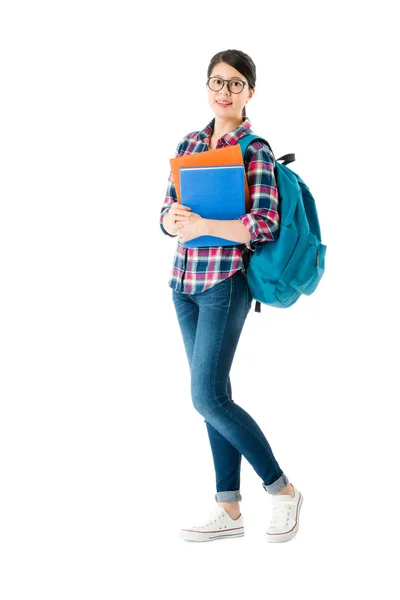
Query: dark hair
[{"left": 207, "top": 49, "right": 256, "bottom": 119}]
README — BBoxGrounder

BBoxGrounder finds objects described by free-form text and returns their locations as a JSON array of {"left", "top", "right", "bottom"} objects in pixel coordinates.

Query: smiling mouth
[{"left": 216, "top": 101, "right": 232, "bottom": 106}]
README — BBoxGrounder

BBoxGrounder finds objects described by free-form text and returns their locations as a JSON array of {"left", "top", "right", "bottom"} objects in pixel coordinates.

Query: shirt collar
[{"left": 197, "top": 116, "right": 253, "bottom": 145}]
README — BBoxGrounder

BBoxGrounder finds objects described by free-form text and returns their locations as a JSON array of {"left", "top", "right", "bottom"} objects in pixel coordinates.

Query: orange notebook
[{"left": 169, "top": 145, "right": 252, "bottom": 213}]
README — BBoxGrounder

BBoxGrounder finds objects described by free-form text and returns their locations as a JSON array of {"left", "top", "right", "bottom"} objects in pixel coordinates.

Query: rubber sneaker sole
[{"left": 179, "top": 526, "right": 245, "bottom": 542}]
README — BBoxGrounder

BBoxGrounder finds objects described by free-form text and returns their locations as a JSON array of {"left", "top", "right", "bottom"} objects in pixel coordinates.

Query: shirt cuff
[
  {"left": 237, "top": 215, "right": 261, "bottom": 250},
  {"left": 160, "top": 206, "right": 177, "bottom": 237}
]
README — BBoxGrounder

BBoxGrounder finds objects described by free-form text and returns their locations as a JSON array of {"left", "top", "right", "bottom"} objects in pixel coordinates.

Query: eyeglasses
[{"left": 206, "top": 77, "right": 247, "bottom": 94}]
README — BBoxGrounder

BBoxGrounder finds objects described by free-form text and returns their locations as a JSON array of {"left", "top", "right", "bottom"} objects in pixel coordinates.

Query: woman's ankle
[
  {"left": 273, "top": 483, "right": 295, "bottom": 497},
  {"left": 218, "top": 501, "right": 240, "bottom": 517}
]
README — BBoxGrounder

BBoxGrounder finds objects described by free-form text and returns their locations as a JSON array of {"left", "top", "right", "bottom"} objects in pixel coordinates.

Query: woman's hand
[
  {"left": 165, "top": 203, "right": 207, "bottom": 242},
  {"left": 164, "top": 203, "right": 192, "bottom": 236},
  {"left": 176, "top": 209, "right": 206, "bottom": 243}
]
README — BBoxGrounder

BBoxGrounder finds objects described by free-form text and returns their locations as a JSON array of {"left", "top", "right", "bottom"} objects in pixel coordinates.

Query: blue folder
[{"left": 179, "top": 164, "right": 246, "bottom": 248}]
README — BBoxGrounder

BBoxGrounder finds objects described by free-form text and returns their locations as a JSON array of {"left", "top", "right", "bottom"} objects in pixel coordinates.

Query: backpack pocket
[{"left": 290, "top": 233, "right": 326, "bottom": 295}]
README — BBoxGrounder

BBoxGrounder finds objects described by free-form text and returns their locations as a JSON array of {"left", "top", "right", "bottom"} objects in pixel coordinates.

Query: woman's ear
[{"left": 247, "top": 87, "right": 256, "bottom": 102}]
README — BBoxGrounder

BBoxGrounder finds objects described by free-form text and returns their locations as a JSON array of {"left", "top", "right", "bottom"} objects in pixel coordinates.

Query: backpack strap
[
  {"left": 278, "top": 153, "right": 295, "bottom": 165},
  {"left": 237, "top": 135, "right": 268, "bottom": 314},
  {"left": 237, "top": 134, "right": 274, "bottom": 159},
  {"left": 237, "top": 134, "right": 296, "bottom": 314},
  {"left": 238, "top": 134, "right": 295, "bottom": 165}
]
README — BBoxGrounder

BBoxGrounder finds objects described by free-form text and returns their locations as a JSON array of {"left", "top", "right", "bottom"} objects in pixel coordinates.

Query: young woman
[{"left": 160, "top": 49, "right": 303, "bottom": 543}]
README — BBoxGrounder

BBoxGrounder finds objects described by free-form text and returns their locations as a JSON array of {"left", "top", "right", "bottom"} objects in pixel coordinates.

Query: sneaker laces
[
  {"left": 270, "top": 502, "right": 293, "bottom": 527},
  {"left": 192, "top": 507, "right": 224, "bottom": 528}
]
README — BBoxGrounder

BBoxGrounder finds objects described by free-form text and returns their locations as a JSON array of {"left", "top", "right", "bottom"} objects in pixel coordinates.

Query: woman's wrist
[{"left": 163, "top": 211, "right": 178, "bottom": 236}]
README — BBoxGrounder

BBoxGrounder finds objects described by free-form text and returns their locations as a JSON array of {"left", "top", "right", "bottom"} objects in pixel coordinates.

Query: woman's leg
[
  {"left": 190, "top": 270, "right": 289, "bottom": 501},
  {"left": 172, "top": 290, "right": 243, "bottom": 500},
  {"left": 204, "top": 376, "right": 243, "bottom": 502}
]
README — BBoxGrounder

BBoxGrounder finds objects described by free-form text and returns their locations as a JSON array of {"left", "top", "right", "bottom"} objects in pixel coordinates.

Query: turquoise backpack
[{"left": 237, "top": 134, "right": 327, "bottom": 313}]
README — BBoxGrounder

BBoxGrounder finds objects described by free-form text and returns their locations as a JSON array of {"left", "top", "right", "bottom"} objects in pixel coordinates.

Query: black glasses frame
[{"left": 206, "top": 77, "right": 248, "bottom": 94}]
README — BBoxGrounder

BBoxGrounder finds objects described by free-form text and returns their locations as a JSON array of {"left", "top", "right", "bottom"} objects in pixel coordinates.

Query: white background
[{"left": 1, "top": 0, "right": 399, "bottom": 598}]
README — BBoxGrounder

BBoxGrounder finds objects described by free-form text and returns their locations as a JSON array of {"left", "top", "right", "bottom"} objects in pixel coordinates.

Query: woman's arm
[
  {"left": 161, "top": 207, "right": 178, "bottom": 236},
  {"left": 235, "top": 143, "right": 280, "bottom": 249},
  {"left": 204, "top": 218, "right": 251, "bottom": 243},
  {"left": 199, "top": 143, "right": 279, "bottom": 246},
  {"left": 160, "top": 138, "right": 185, "bottom": 238}
]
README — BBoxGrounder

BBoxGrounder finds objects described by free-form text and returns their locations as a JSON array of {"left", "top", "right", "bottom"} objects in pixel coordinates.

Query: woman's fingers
[{"left": 173, "top": 205, "right": 191, "bottom": 214}]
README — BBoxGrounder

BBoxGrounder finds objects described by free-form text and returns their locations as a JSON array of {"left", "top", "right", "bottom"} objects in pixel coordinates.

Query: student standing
[{"left": 160, "top": 49, "right": 303, "bottom": 543}]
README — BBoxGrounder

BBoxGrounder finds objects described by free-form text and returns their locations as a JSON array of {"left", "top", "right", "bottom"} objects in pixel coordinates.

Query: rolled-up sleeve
[
  {"left": 237, "top": 144, "right": 280, "bottom": 251},
  {"left": 160, "top": 140, "right": 183, "bottom": 237}
]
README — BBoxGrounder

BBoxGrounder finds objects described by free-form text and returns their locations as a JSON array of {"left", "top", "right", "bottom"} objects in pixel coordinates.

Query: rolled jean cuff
[
  {"left": 215, "top": 490, "right": 242, "bottom": 502},
  {"left": 262, "top": 472, "right": 289, "bottom": 494}
]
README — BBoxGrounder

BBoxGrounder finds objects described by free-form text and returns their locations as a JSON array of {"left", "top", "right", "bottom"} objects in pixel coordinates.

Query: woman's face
[{"left": 207, "top": 61, "right": 254, "bottom": 120}]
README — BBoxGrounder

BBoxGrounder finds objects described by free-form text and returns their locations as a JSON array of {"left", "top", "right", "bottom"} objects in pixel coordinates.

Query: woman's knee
[{"left": 191, "top": 377, "right": 227, "bottom": 416}]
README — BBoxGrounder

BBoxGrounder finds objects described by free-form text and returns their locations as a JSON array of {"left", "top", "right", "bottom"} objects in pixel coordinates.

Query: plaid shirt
[{"left": 160, "top": 116, "right": 279, "bottom": 294}]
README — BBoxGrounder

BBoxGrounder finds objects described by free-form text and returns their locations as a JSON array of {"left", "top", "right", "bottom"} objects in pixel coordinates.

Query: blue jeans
[{"left": 172, "top": 269, "right": 289, "bottom": 502}]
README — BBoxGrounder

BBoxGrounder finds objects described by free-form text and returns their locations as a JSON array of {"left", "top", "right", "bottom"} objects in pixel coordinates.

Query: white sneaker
[
  {"left": 179, "top": 505, "right": 245, "bottom": 542},
  {"left": 266, "top": 484, "right": 303, "bottom": 543}
]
